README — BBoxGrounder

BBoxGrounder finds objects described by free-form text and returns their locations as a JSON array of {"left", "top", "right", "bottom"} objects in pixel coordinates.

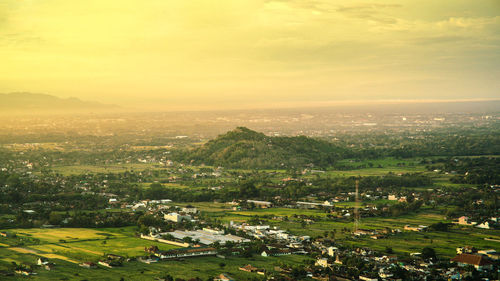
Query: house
[
  {"left": 378, "top": 268, "right": 394, "bottom": 279},
  {"left": 182, "top": 205, "right": 198, "bottom": 214},
  {"left": 296, "top": 201, "right": 322, "bottom": 209},
  {"left": 476, "top": 221, "right": 491, "bottom": 229},
  {"left": 44, "top": 263, "right": 55, "bottom": 270},
  {"left": 164, "top": 212, "right": 192, "bottom": 223},
  {"left": 161, "top": 247, "right": 217, "bottom": 259},
  {"left": 478, "top": 249, "right": 499, "bottom": 260},
  {"left": 327, "top": 246, "right": 338, "bottom": 257},
  {"left": 334, "top": 255, "right": 343, "bottom": 264},
  {"left": 239, "top": 264, "right": 259, "bottom": 272},
  {"left": 354, "top": 229, "right": 376, "bottom": 236},
  {"left": 256, "top": 268, "right": 266, "bottom": 275},
  {"left": 145, "top": 245, "right": 160, "bottom": 254},
  {"left": 214, "top": 273, "right": 235, "bottom": 281},
  {"left": 79, "top": 262, "right": 97, "bottom": 268},
  {"left": 456, "top": 246, "right": 476, "bottom": 254},
  {"left": 0, "top": 231, "right": 14, "bottom": 237},
  {"left": 132, "top": 202, "right": 147, "bottom": 210},
  {"left": 261, "top": 249, "right": 292, "bottom": 257},
  {"left": 388, "top": 195, "right": 398, "bottom": 200},
  {"left": 150, "top": 199, "right": 172, "bottom": 204},
  {"left": 15, "top": 269, "right": 32, "bottom": 276},
  {"left": 451, "top": 254, "right": 493, "bottom": 271},
  {"left": 315, "top": 258, "right": 330, "bottom": 268},
  {"left": 404, "top": 225, "right": 427, "bottom": 232},
  {"left": 138, "top": 257, "right": 158, "bottom": 264},
  {"left": 98, "top": 261, "right": 115, "bottom": 268},
  {"left": 246, "top": 200, "right": 272, "bottom": 208},
  {"left": 37, "top": 257, "right": 49, "bottom": 265},
  {"left": 457, "top": 216, "right": 476, "bottom": 226},
  {"left": 106, "top": 254, "right": 124, "bottom": 260},
  {"left": 323, "top": 200, "right": 334, "bottom": 206}
]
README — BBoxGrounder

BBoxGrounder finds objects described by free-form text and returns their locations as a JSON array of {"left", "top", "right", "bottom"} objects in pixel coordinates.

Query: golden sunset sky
[{"left": 0, "top": 0, "right": 499, "bottom": 109}]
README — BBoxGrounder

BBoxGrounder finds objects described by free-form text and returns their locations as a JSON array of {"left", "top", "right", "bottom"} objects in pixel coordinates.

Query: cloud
[
  {"left": 412, "top": 35, "right": 468, "bottom": 45},
  {"left": 0, "top": 33, "right": 44, "bottom": 46},
  {"left": 0, "top": 0, "right": 498, "bottom": 106},
  {"left": 335, "top": 3, "right": 402, "bottom": 24}
]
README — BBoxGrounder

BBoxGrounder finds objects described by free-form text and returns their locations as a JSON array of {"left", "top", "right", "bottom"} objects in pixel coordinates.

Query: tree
[
  {"left": 48, "top": 212, "right": 63, "bottom": 225},
  {"left": 429, "top": 222, "right": 450, "bottom": 232},
  {"left": 421, "top": 247, "right": 436, "bottom": 260},
  {"left": 385, "top": 247, "right": 393, "bottom": 254}
]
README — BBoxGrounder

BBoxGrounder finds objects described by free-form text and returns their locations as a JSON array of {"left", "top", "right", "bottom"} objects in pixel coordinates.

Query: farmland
[
  {"left": 0, "top": 227, "right": 310, "bottom": 280},
  {"left": 194, "top": 203, "right": 500, "bottom": 259},
  {"left": 1, "top": 121, "right": 499, "bottom": 280}
]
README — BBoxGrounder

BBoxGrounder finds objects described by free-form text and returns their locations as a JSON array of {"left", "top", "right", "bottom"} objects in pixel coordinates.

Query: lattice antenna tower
[{"left": 354, "top": 179, "right": 360, "bottom": 232}]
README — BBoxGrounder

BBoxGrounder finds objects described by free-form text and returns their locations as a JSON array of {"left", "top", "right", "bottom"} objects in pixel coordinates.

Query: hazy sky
[{"left": 0, "top": 0, "right": 499, "bottom": 109}]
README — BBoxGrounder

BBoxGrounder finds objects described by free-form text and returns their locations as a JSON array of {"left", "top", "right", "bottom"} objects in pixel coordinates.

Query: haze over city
[
  {"left": 0, "top": 2, "right": 499, "bottom": 280},
  {"left": 0, "top": 0, "right": 499, "bottom": 110}
]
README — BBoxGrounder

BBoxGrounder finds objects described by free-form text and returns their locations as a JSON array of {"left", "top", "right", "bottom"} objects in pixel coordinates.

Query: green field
[
  {"left": 52, "top": 163, "right": 160, "bottom": 175},
  {"left": 0, "top": 226, "right": 311, "bottom": 280},
  {"left": 194, "top": 203, "right": 500, "bottom": 259}
]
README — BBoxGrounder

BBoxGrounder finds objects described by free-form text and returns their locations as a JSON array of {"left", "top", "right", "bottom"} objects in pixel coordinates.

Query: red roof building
[{"left": 451, "top": 254, "right": 493, "bottom": 271}]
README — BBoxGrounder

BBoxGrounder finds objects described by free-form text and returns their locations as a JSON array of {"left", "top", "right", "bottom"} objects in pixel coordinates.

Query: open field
[
  {"left": 0, "top": 227, "right": 180, "bottom": 268},
  {"left": 2, "top": 208, "right": 496, "bottom": 280},
  {"left": 140, "top": 182, "right": 191, "bottom": 189},
  {"left": 0, "top": 252, "right": 309, "bottom": 281},
  {"left": 52, "top": 163, "right": 160, "bottom": 175},
  {"left": 196, "top": 203, "right": 500, "bottom": 259},
  {"left": 0, "top": 226, "right": 310, "bottom": 281}
]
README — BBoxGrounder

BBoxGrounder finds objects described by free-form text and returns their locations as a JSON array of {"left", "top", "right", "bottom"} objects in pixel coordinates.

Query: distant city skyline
[{"left": 0, "top": 0, "right": 499, "bottom": 110}]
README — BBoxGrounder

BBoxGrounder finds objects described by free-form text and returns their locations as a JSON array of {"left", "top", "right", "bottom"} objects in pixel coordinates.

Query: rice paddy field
[
  {"left": 194, "top": 203, "right": 500, "bottom": 259},
  {"left": 1, "top": 156, "right": 496, "bottom": 279},
  {"left": 51, "top": 163, "right": 160, "bottom": 175},
  {"left": 0, "top": 226, "right": 309, "bottom": 280}
]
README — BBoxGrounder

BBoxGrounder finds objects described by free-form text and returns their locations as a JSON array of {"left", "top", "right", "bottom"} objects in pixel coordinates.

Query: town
[{"left": 0, "top": 120, "right": 499, "bottom": 280}]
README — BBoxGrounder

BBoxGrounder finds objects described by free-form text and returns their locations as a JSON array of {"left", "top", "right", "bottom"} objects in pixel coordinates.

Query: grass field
[
  {"left": 0, "top": 227, "right": 180, "bottom": 269},
  {"left": 2, "top": 207, "right": 494, "bottom": 281},
  {"left": 194, "top": 202, "right": 500, "bottom": 259},
  {"left": 0, "top": 226, "right": 311, "bottom": 281},
  {"left": 52, "top": 163, "right": 160, "bottom": 175}
]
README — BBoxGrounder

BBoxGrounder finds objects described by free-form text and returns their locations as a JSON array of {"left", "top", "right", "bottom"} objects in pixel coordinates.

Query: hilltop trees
[{"left": 178, "top": 127, "right": 347, "bottom": 169}]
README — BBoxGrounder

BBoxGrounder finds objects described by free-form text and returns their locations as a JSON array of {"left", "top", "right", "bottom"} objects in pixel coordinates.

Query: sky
[{"left": 0, "top": 0, "right": 499, "bottom": 110}]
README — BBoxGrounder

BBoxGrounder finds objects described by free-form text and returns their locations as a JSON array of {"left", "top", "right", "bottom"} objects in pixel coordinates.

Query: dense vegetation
[{"left": 178, "top": 127, "right": 348, "bottom": 168}]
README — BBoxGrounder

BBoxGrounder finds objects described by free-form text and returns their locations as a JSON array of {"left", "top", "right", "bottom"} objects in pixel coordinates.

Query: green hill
[{"left": 184, "top": 127, "right": 346, "bottom": 168}]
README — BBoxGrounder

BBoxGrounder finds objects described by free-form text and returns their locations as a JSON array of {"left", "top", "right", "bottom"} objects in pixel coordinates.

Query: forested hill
[{"left": 182, "top": 127, "right": 347, "bottom": 168}]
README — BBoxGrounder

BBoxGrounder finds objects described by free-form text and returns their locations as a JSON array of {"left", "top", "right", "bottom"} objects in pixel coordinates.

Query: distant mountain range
[
  {"left": 0, "top": 92, "right": 117, "bottom": 112},
  {"left": 181, "top": 127, "right": 348, "bottom": 168}
]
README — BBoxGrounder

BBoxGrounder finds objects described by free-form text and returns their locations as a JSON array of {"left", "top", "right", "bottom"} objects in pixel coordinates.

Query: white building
[
  {"left": 164, "top": 212, "right": 192, "bottom": 223},
  {"left": 476, "top": 221, "right": 491, "bottom": 229},
  {"left": 328, "top": 246, "right": 338, "bottom": 257},
  {"left": 165, "top": 229, "right": 249, "bottom": 245},
  {"left": 182, "top": 206, "right": 198, "bottom": 214},
  {"left": 315, "top": 258, "right": 329, "bottom": 268}
]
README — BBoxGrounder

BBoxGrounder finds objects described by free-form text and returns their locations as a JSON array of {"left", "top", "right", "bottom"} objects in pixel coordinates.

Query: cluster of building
[
  {"left": 455, "top": 215, "right": 498, "bottom": 229},
  {"left": 310, "top": 242, "right": 500, "bottom": 280}
]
